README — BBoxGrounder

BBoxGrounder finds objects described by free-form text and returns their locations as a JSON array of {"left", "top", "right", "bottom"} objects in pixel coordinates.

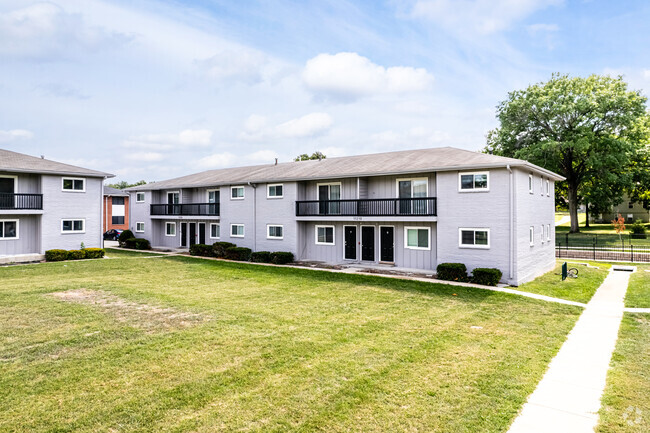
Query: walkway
[
  {"left": 507, "top": 268, "right": 633, "bottom": 433},
  {"left": 556, "top": 215, "right": 571, "bottom": 226}
]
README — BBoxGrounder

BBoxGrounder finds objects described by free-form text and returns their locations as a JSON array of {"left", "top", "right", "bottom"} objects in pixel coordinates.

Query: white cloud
[
  {"left": 247, "top": 150, "right": 279, "bottom": 164},
  {"left": 411, "top": 0, "right": 563, "bottom": 35},
  {"left": 275, "top": 113, "right": 333, "bottom": 138},
  {"left": 0, "top": 2, "right": 130, "bottom": 61},
  {"left": 302, "top": 52, "right": 433, "bottom": 101},
  {"left": 196, "top": 152, "right": 237, "bottom": 169},
  {"left": 122, "top": 129, "right": 213, "bottom": 150},
  {"left": 644, "top": 70, "right": 650, "bottom": 80},
  {"left": 243, "top": 115, "right": 268, "bottom": 133},
  {"left": 0, "top": 129, "right": 33, "bottom": 143},
  {"left": 527, "top": 23, "right": 559, "bottom": 34},
  {"left": 194, "top": 49, "right": 269, "bottom": 84},
  {"left": 129, "top": 152, "right": 165, "bottom": 162}
]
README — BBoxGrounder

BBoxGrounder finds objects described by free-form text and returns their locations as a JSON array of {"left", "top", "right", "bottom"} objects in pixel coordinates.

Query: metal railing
[
  {"left": 150, "top": 203, "right": 220, "bottom": 216},
  {"left": 556, "top": 242, "right": 650, "bottom": 263},
  {"left": 296, "top": 197, "right": 437, "bottom": 217},
  {"left": 0, "top": 193, "right": 43, "bottom": 210}
]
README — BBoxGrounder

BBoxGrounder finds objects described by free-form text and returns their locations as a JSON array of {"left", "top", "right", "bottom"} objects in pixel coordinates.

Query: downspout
[
  {"left": 507, "top": 165, "right": 514, "bottom": 281},
  {"left": 248, "top": 182, "right": 257, "bottom": 251}
]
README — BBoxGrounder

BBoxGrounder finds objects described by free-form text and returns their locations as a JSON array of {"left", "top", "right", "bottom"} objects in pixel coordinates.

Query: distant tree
[
  {"left": 611, "top": 214, "right": 626, "bottom": 243},
  {"left": 107, "top": 180, "right": 147, "bottom": 189},
  {"left": 486, "top": 73, "right": 649, "bottom": 233},
  {"left": 294, "top": 151, "right": 326, "bottom": 162}
]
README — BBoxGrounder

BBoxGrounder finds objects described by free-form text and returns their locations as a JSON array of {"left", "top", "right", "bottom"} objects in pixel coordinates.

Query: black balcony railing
[
  {"left": 150, "top": 203, "right": 220, "bottom": 216},
  {"left": 296, "top": 197, "right": 437, "bottom": 217},
  {"left": 0, "top": 193, "right": 43, "bottom": 210}
]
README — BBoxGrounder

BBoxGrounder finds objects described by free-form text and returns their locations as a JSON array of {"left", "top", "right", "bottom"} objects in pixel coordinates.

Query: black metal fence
[
  {"left": 556, "top": 242, "right": 650, "bottom": 262},
  {"left": 150, "top": 203, "right": 220, "bottom": 216},
  {"left": 0, "top": 193, "right": 43, "bottom": 210},
  {"left": 296, "top": 197, "right": 437, "bottom": 217}
]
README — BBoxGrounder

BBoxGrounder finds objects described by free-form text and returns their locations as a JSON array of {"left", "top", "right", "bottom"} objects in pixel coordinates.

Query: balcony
[
  {"left": 150, "top": 203, "right": 220, "bottom": 216},
  {"left": 296, "top": 197, "right": 437, "bottom": 217},
  {"left": 0, "top": 193, "right": 43, "bottom": 210}
]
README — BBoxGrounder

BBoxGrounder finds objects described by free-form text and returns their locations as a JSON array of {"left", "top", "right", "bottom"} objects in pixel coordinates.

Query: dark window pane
[
  {"left": 5, "top": 221, "right": 15, "bottom": 238},
  {"left": 73, "top": 180, "right": 84, "bottom": 190},
  {"left": 112, "top": 197, "right": 125, "bottom": 205},
  {"left": 112, "top": 216, "right": 124, "bottom": 225},
  {"left": 63, "top": 179, "right": 73, "bottom": 190},
  {"left": 275, "top": 185, "right": 283, "bottom": 196},
  {"left": 0, "top": 222, "right": 3, "bottom": 237},
  {"left": 418, "top": 229, "right": 428, "bottom": 248},
  {"left": 460, "top": 175, "right": 473, "bottom": 189},
  {"left": 461, "top": 230, "right": 474, "bottom": 245},
  {"left": 62, "top": 220, "right": 72, "bottom": 231},
  {"left": 73, "top": 220, "right": 83, "bottom": 231},
  {"left": 474, "top": 174, "right": 488, "bottom": 189},
  {"left": 325, "top": 227, "right": 333, "bottom": 243},
  {"left": 475, "top": 231, "right": 488, "bottom": 245}
]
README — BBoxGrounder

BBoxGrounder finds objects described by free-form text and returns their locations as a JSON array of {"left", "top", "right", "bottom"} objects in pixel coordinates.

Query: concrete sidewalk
[{"left": 507, "top": 268, "right": 633, "bottom": 433}]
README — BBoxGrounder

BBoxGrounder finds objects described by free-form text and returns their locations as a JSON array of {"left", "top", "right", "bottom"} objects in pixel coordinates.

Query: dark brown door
[
  {"left": 380, "top": 226, "right": 394, "bottom": 262},
  {"left": 361, "top": 226, "right": 375, "bottom": 261},
  {"left": 199, "top": 223, "right": 206, "bottom": 245},
  {"left": 181, "top": 223, "right": 187, "bottom": 247},
  {"left": 344, "top": 226, "right": 357, "bottom": 260},
  {"left": 189, "top": 223, "right": 196, "bottom": 247}
]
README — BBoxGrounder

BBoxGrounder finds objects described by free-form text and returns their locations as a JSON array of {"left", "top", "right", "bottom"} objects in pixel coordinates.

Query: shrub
[
  {"left": 45, "top": 249, "right": 68, "bottom": 262},
  {"left": 124, "top": 238, "right": 138, "bottom": 249},
  {"left": 84, "top": 248, "right": 105, "bottom": 259},
  {"left": 67, "top": 250, "right": 86, "bottom": 260},
  {"left": 251, "top": 251, "right": 272, "bottom": 263},
  {"left": 436, "top": 263, "right": 468, "bottom": 282},
  {"left": 118, "top": 230, "right": 134, "bottom": 247},
  {"left": 271, "top": 251, "right": 294, "bottom": 265},
  {"left": 471, "top": 268, "right": 503, "bottom": 286},
  {"left": 212, "top": 241, "right": 236, "bottom": 258},
  {"left": 630, "top": 220, "right": 647, "bottom": 239},
  {"left": 190, "top": 243, "right": 213, "bottom": 257},
  {"left": 134, "top": 238, "right": 151, "bottom": 250},
  {"left": 224, "top": 247, "right": 252, "bottom": 261}
]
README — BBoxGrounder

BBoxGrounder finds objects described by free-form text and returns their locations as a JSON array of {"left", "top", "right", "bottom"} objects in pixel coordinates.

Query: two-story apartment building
[
  {"left": 127, "top": 147, "right": 563, "bottom": 285},
  {"left": 103, "top": 186, "right": 130, "bottom": 232},
  {"left": 0, "top": 149, "right": 113, "bottom": 263}
]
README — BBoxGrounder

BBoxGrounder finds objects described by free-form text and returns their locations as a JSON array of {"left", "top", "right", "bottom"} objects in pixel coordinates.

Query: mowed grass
[
  {"left": 0, "top": 256, "right": 582, "bottom": 432},
  {"left": 597, "top": 314, "right": 650, "bottom": 432},
  {"left": 104, "top": 247, "right": 166, "bottom": 258},
  {"left": 624, "top": 264, "right": 650, "bottom": 308},
  {"left": 513, "top": 260, "right": 610, "bottom": 303}
]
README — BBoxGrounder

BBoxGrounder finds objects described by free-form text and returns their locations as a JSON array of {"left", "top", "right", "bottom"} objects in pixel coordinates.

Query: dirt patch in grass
[{"left": 49, "top": 289, "right": 206, "bottom": 332}]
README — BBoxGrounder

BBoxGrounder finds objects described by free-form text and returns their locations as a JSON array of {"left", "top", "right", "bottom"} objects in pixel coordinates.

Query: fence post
[
  {"left": 593, "top": 239, "right": 596, "bottom": 261},
  {"left": 631, "top": 244, "right": 634, "bottom": 263}
]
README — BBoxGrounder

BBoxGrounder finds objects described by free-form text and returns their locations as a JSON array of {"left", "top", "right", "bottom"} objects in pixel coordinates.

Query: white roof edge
[{"left": 1, "top": 167, "right": 114, "bottom": 178}]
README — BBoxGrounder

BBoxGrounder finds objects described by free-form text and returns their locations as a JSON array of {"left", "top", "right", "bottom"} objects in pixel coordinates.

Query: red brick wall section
[{"left": 103, "top": 195, "right": 130, "bottom": 232}]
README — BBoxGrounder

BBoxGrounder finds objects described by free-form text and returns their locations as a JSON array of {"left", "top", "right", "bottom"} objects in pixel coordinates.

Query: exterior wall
[
  {"left": 253, "top": 182, "right": 298, "bottom": 254},
  {"left": 129, "top": 190, "right": 153, "bottom": 239},
  {"left": 365, "top": 173, "right": 436, "bottom": 199},
  {"left": 602, "top": 196, "right": 650, "bottom": 223},
  {"left": 302, "top": 178, "right": 357, "bottom": 200},
  {"left": 0, "top": 215, "right": 41, "bottom": 255},
  {"left": 103, "top": 195, "right": 130, "bottom": 232}
]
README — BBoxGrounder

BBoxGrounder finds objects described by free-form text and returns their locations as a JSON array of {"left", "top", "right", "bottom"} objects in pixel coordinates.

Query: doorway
[
  {"left": 361, "top": 226, "right": 375, "bottom": 261},
  {"left": 189, "top": 223, "right": 196, "bottom": 247},
  {"left": 380, "top": 226, "right": 394, "bottom": 263},
  {"left": 0, "top": 176, "right": 15, "bottom": 209},
  {"left": 180, "top": 222, "right": 187, "bottom": 247},
  {"left": 344, "top": 226, "right": 357, "bottom": 260},
  {"left": 198, "top": 223, "right": 206, "bottom": 245}
]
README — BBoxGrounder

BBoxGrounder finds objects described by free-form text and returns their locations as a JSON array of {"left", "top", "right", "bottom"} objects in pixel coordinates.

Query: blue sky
[{"left": 1, "top": 0, "right": 649, "bottom": 182}]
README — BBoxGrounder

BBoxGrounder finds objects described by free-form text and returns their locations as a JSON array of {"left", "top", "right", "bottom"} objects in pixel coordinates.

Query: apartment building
[
  {"left": 127, "top": 147, "right": 563, "bottom": 285},
  {"left": 0, "top": 148, "right": 113, "bottom": 263},
  {"left": 103, "top": 186, "right": 130, "bottom": 232}
]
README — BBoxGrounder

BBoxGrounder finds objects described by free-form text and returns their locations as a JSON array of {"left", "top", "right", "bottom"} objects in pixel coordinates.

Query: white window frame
[
  {"left": 0, "top": 175, "right": 17, "bottom": 193},
  {"left": 546, "top": 180, "right": 550, "bottom": 196},
  {"left": 62, "top": 177, "right": 85, "bottom": 192},
  {"left": 404, "top": 226, "right": 431, "bottom": 250},
  {"left": 135, "top": 192, "right": 145, "bottom": 203},
  {"left": 0, "top": 219, "right": 19, "bottom": 240},
  {"left": 231, "top": 186, "right": 245, "bottom": 200},
  {"left": 167, "top": 191, "right": 180, "bottom": 204},
  {"left": 230, "top": 224, "right": 245, "bottom": 238},
  {"left": 267, "top": 224, "right": 284, "bottom": 239},
  {"left": 210, "top": 223, "right": 220, "bottom": 239},
  {"left": 316, "top": 182, "right": 342, "bottom": 200},
  {"left": 267, "top": 184, "right": 284, "bottom": 199},
  {"left": 546, "top": 224, "right": 551, "bottom": 241},
  {"left": 541, "top": 225, "right": 545, "bottom": 243},
  {"left": 61, "top": 219, "right": 85, "bottom": 234},
  {"left": 315, "top": 225, "right": 335, "bottom": 245},
  {"left": 458, "top": 227, "right": 490, "bottom": 249},
  {"left": 165, "top": 222, "right": 176, "bottom": 237},
  {"left": 529, "top": 226, "right": 534, "bottom": 246},
  {"left": 458, "top": 171, "right": 490, "bottom": 192},
  {"left": 540, "top": 177, "right": 544, "bottom": 196},
  {"left": 528, "top": 175, "right": 533, "bottom": 194},
  {"left": 395, "top": 177, "right": 429, "bottom": 198},
  {"left": 135, "top": 222, "right": 145, "bottom": 233}
]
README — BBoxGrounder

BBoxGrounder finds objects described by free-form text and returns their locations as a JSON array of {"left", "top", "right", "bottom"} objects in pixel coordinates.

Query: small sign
[{"left": 562, "top": 262, "right": 567, "bottom": 281}]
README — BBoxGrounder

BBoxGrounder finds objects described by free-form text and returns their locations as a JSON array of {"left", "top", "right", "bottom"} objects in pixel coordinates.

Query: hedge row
[
  {"left": 117, "top": 229, "right": 151, "bottom": 250},
  {"left": 45, "top": 248, "right": 105, "bottom": 262},
  {"left": 189, "top": 242, "right": 294, "bottom": 264},
  {"left": 436, "top": 263, "right": 502, "bottom": 286}
]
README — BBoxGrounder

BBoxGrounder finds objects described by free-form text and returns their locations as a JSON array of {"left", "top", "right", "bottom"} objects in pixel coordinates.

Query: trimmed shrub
[
  {"left": 84, "top": 248, "right": 105, "bottom": 259},
  {"left": 436, "top": 263, "right": 468, "bottom": 282},
  {"left": 45, "top": 249, "right": 68, "bottom": 262},
  {"left": 271, "top": 251, "right": 294, "bottom": 265},
  {"left": 471, "top": 268, "right": 503, "bottom": 286},
  {"left": 630, "top": 220, "right": 647, "bottom": 239},
  {"left": 118, "top": 230, "right": 134, "bottom": 247},
  {"left": 212, "top": 242, "right": 236, "bottom": 258},
  {"left": 190, "top": 243, "right": 213, "bottom": 257},
  {"left": 67, "top": 250, "right": 86, "bottom": 260},
  {"left": 224, "top": 247, "right": 252, "bottom": 261},
  {"left": 124, "top": 238, "right": 138, "bottom": 249},
  {"left": 251, "top": 251, "right": 272, "bottom": 263},
  {"left": 134, "top": 238, "right": 151, "bottom": 250}
]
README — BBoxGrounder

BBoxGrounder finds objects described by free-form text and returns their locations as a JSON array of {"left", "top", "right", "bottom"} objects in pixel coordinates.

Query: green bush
[
  {"left": 124, "top": 238, "right": 138, "bottom": 249},
  {"left": 212, "top": 242, "right": 236, "bottom": 258},
  {"left": 45, "top": 249, "right": 68, "bottom": 262},
  {"left": 471, "top": 268, "right": 503, "bottom": 286},
  {"left": 251, "top": 251, "right": 272, "bottom": 263},
  {"left": 436, "top": 263, "right": 468, "bottom": 282},
  {"left": 134, "top": 238, "right": 151, "bottom": 250},
  {"left": 224, "top": 247, "right": 252, "bottom": 261},
  {"left": 84, "top": 248, "right": 105, "bottom": 259},
  {"left": 271, "top": 251, "right": 294, "bottom": 265},
  {"left": 630, "top": 220, "right": 647, "bottom": 239},
  {"left": 67, "top": 250, "right": 86, "bottom": 260},
  {"left": 118, "top": 230, "right": 134, "bottom": 247},
  {"left": 190, "top": 243, "right": 213, "bottom": 257}
]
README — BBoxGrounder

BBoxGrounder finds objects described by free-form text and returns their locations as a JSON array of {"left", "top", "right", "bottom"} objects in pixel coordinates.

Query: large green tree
[
  {"left": 294, "top": 151, "right": 326, "bottom": 162},
  {"left": 485, "top": 74, "right": 649, "bottom": 233}
]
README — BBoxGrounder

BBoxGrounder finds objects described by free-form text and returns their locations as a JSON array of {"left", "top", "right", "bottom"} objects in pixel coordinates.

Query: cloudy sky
[{"left": 1, "top": 0, "right": 649, "bottom": 182}]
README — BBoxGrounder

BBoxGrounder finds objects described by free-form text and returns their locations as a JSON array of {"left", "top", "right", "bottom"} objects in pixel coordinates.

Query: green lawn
[
  {"left": 624, "top": 264, "right": 650, "bottom": 308},
  {"left": 0, "top": 255, "right": 581, "bottom": 432},
  {"left": 597, "top": 314, "right": 650, "bottom": 432},
  {"left": 513, "top": 261, "right": 611, "bottom": 303},
  {"left": 104, "top": 247, "right": 166, "bottom": 258}
]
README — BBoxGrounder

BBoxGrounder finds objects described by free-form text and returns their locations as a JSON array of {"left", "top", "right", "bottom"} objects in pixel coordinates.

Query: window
[
  {"left": 61, "top": 219, "right": 85, "bottom": 233},
  {"left": 267, "top": 184, "right": 283, "bottom": 198},
  {"left": 62, "top": 178, "right": 85, "bottom": 192},
  {"left": 267, "top": 225, "right": 284, "bottom": 239},
  {"left": 541, "top": 225, "right": 545, "bottom": 243},
  {"left": 231, "top": 224, "right": 245, "bottom": 237},
  {"left": 207, "top": 189, "right": 219, "bottom": 203},
  {"left": 210, "top": 223, "right": 220, "bottom": 239},
  {"left": 112, "top": 216, "right": 125, "bottom": 225},
  {"left": 459, "top": 228, "right": 490, "bottom": 248},
  {"left": 459, "top": 172, "right": 489, "bottom": 191},
  {"left": 317, "top": 183, "right": 341, "bottom": 215},
  {"left": 397, "top": 178, "right": 428, "bottom": 214},
  {"left": 165, "top": 222, "right": 176, "bottom": 236},
  {"left": 112, "top": 197, "right": 125, "bottom": 205},
  {"left": 136, "top": 192, "right": 145, "bottom": 203},
  {"left": 0, "top": 220, "right": 18, "bottom": 239},
  {"left": 546, "top": 180, "right": 550, "bottom": 196},
  {"left": 529, "top": 226, "right": 534, "bottom": 246},
  {"left": 315, "top": 225, "right": 335, "bottom": 245},
  {"left": 629, "top": 201, "right": 634, "bottom": 209},
  {"left": 546, "top": 224, "right": 551, "bottom": 242},
  {"left": 231, "top": 186, "right": 245, "bottom": 199},
  {"left": 111, "top": 195, "right": 125, "bottom": 225},
  {"left": 405, "top": 227, "right": 430, "bottom": 250},
  {"left": 528, "top": 175, "right": 533, "bottom": 194},
  {"left": 540, "top": 177, "right": 544, "bottom": 195},
  {"left": 135, "top": 222, "right": 145, "bottom": 233}
]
